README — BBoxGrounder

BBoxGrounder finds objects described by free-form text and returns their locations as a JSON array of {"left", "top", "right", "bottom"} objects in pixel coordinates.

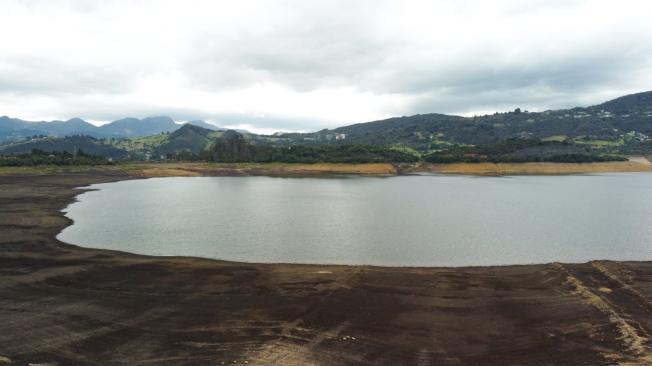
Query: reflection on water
[{"left": 58, "top": 174, "right": 652, "bottom": 267}]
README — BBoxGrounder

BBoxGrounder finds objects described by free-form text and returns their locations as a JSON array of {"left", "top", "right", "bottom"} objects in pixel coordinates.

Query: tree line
[
  {"left": 0, "top": 149, "right": 113, "bottom": 166},
  {"left": 423, "top": 139, "right": 626, "bottom": 163},
  {"left": 165, "top": 133, "right": 628, "bottom": 164},
  {"left": 1, "top": 133, "right": 629, "bottom": 166},
  {"left": 166, "top": 130, "right": 419, "bottom": 163}
]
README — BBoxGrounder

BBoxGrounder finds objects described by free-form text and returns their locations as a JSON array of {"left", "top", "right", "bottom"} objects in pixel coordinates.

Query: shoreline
[
  {"left": 2, "top": 171, "right": 652, "bottom": 364},
  {"left": 415, "top": 159, "right": 652, "bottom": 176},
  {"left": 2, "top": 157, "right": 652, "bottom": 178}
]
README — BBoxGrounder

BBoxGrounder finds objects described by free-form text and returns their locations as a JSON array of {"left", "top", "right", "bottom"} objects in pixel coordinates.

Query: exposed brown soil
[
  {"left": 1, "top": 171, "right": 652, "bottom": 365},
  {"left": 3, "top": 158, "right": 652, "bottom": 179},
  {"left": 0, "top": 162, "right": 400, "bottom": 178},
  {"left": 413, "top": 158, "right": 652, "bottom": 176}
]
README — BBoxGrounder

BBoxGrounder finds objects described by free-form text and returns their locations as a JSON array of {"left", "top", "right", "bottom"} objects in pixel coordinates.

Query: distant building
[
  {"left": 335, "top": 133, "right": 346, "bottom": 141},
  {"left": 625, "top": 131, "right": 650, "bottom": 142},
  {"left": 573, "top": 111, "right": 590, "bottom": 119}
]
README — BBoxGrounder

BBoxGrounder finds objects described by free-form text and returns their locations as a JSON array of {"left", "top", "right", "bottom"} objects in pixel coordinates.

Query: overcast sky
[{"left": 1, "top": 0, "right": 651, "bottom": 133}]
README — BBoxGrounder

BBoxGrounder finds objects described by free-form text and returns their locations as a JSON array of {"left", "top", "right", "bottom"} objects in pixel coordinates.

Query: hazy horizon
[{"left": 3, "top": 87, "right": 649, "bottom": 135}]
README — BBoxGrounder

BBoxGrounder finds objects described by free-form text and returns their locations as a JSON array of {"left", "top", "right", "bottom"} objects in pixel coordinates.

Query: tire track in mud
[
  {"left": 553, "top": 262, "right": 652, "bottom": 365},
  {"left": 243, "top": 269, "right": 363, "bottom": 365}
]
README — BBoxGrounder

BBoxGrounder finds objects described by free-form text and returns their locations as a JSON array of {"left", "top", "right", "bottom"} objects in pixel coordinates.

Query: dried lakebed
[{"left": 2, "top": 171, "right": 652, "bottom": 365}]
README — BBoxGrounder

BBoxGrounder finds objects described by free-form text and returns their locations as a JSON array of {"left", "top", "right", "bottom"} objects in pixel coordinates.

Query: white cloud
[{"left": 0, "top": 0, "right": 651, "bottom": 131}]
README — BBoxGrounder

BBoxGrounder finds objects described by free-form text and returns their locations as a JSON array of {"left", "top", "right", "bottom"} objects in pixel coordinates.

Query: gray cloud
[
  {"left": 406, "top": 50, "right": 652, "bottom": 115},
  {"left": 181, "top": 2, "right": 392, "bottom": 92},
  {"left": 0, "top": 0, "right": 651, "bottom": 132},
  {"left": 0, "top": 57, "right": 141, "bottom": 95}
]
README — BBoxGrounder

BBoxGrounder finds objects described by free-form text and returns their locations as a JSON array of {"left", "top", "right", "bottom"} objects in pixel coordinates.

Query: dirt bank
[
  {"left": 2, "top": 158, "right": 652, "bottom": 179},
  {"left": 0, "top": 162, "right": 399, "bottom": 178},
  {"left": 414, "top": 158, "right": 652, "bottom": 176},
  {"left": 1, "top": 171, "right": 652, "bottom": 365}
]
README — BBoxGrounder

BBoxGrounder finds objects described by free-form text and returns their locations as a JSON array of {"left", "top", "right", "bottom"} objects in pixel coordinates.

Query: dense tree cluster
[
  {"left": 205, "top": 131, "right": 419, "bottom": 163},
  {"left": 159, "top": 131, "right": 419, "bottom": 163},
  {"left": 0, "top": 149, "right": 112, "bottom": 166},
  {"left": 424, "top": 139, "right": 627, "bottom": 163},
  {"left": 162, "top": 132, "right": 628, "bottom": 164},
  {"left": 211, "top": 130, "right": 253, "bottom": 162}
]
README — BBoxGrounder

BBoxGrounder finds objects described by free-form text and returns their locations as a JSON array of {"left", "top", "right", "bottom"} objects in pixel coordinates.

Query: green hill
[
  {"left": 279, "top": 91, "right": 652, "bottom": 151},
  {"left": 156, "top": 124, "right": 220, "bottom": 155},
  {"left": 0, "top": 135, "right": 128, "bottom": 159}
]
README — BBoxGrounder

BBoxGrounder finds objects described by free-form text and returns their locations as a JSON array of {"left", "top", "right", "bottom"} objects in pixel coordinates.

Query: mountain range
[
  {"left": 0, "top": 115, "right": 221, "bottom": 142},
  {"left": 1, "top": 90, "right": 651, "bottom": 159}
]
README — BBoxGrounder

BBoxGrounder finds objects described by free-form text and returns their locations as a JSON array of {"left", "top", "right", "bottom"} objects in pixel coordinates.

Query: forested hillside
[
  {"left": 1, "top": 90, "right": 651, "bottom": 164},
  {"left": 278, "top": 91, "right": 652, "bottom": 151}
]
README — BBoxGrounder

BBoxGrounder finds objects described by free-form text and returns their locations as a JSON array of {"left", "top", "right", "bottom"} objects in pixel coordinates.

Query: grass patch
[
  {"left": 109, "top": 133, "right": 170, "bottom": 151},
  {"left": 542, "top": 135, "right": 567, "bottom": 142},
  {"left": 574, "top": 138, "right": 624, "bottom": 147},
  {"left": 390, "top": 145, "right": 421, "bottom": 157}
]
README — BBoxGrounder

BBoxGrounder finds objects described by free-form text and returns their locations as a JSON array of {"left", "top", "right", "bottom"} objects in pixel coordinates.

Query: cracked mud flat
[{"left": 1, "top": 171, "right": 652, "bottom": 365}]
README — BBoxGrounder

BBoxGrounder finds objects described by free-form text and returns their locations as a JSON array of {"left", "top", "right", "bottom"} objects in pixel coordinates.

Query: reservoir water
[{"left": 58, "top": 174, "right": 652, "bottom": 267}]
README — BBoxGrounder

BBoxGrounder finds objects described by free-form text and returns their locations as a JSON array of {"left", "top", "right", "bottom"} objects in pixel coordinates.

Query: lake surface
[{"left": 58, "top": 174, "right": 652, "bottom": 267}]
